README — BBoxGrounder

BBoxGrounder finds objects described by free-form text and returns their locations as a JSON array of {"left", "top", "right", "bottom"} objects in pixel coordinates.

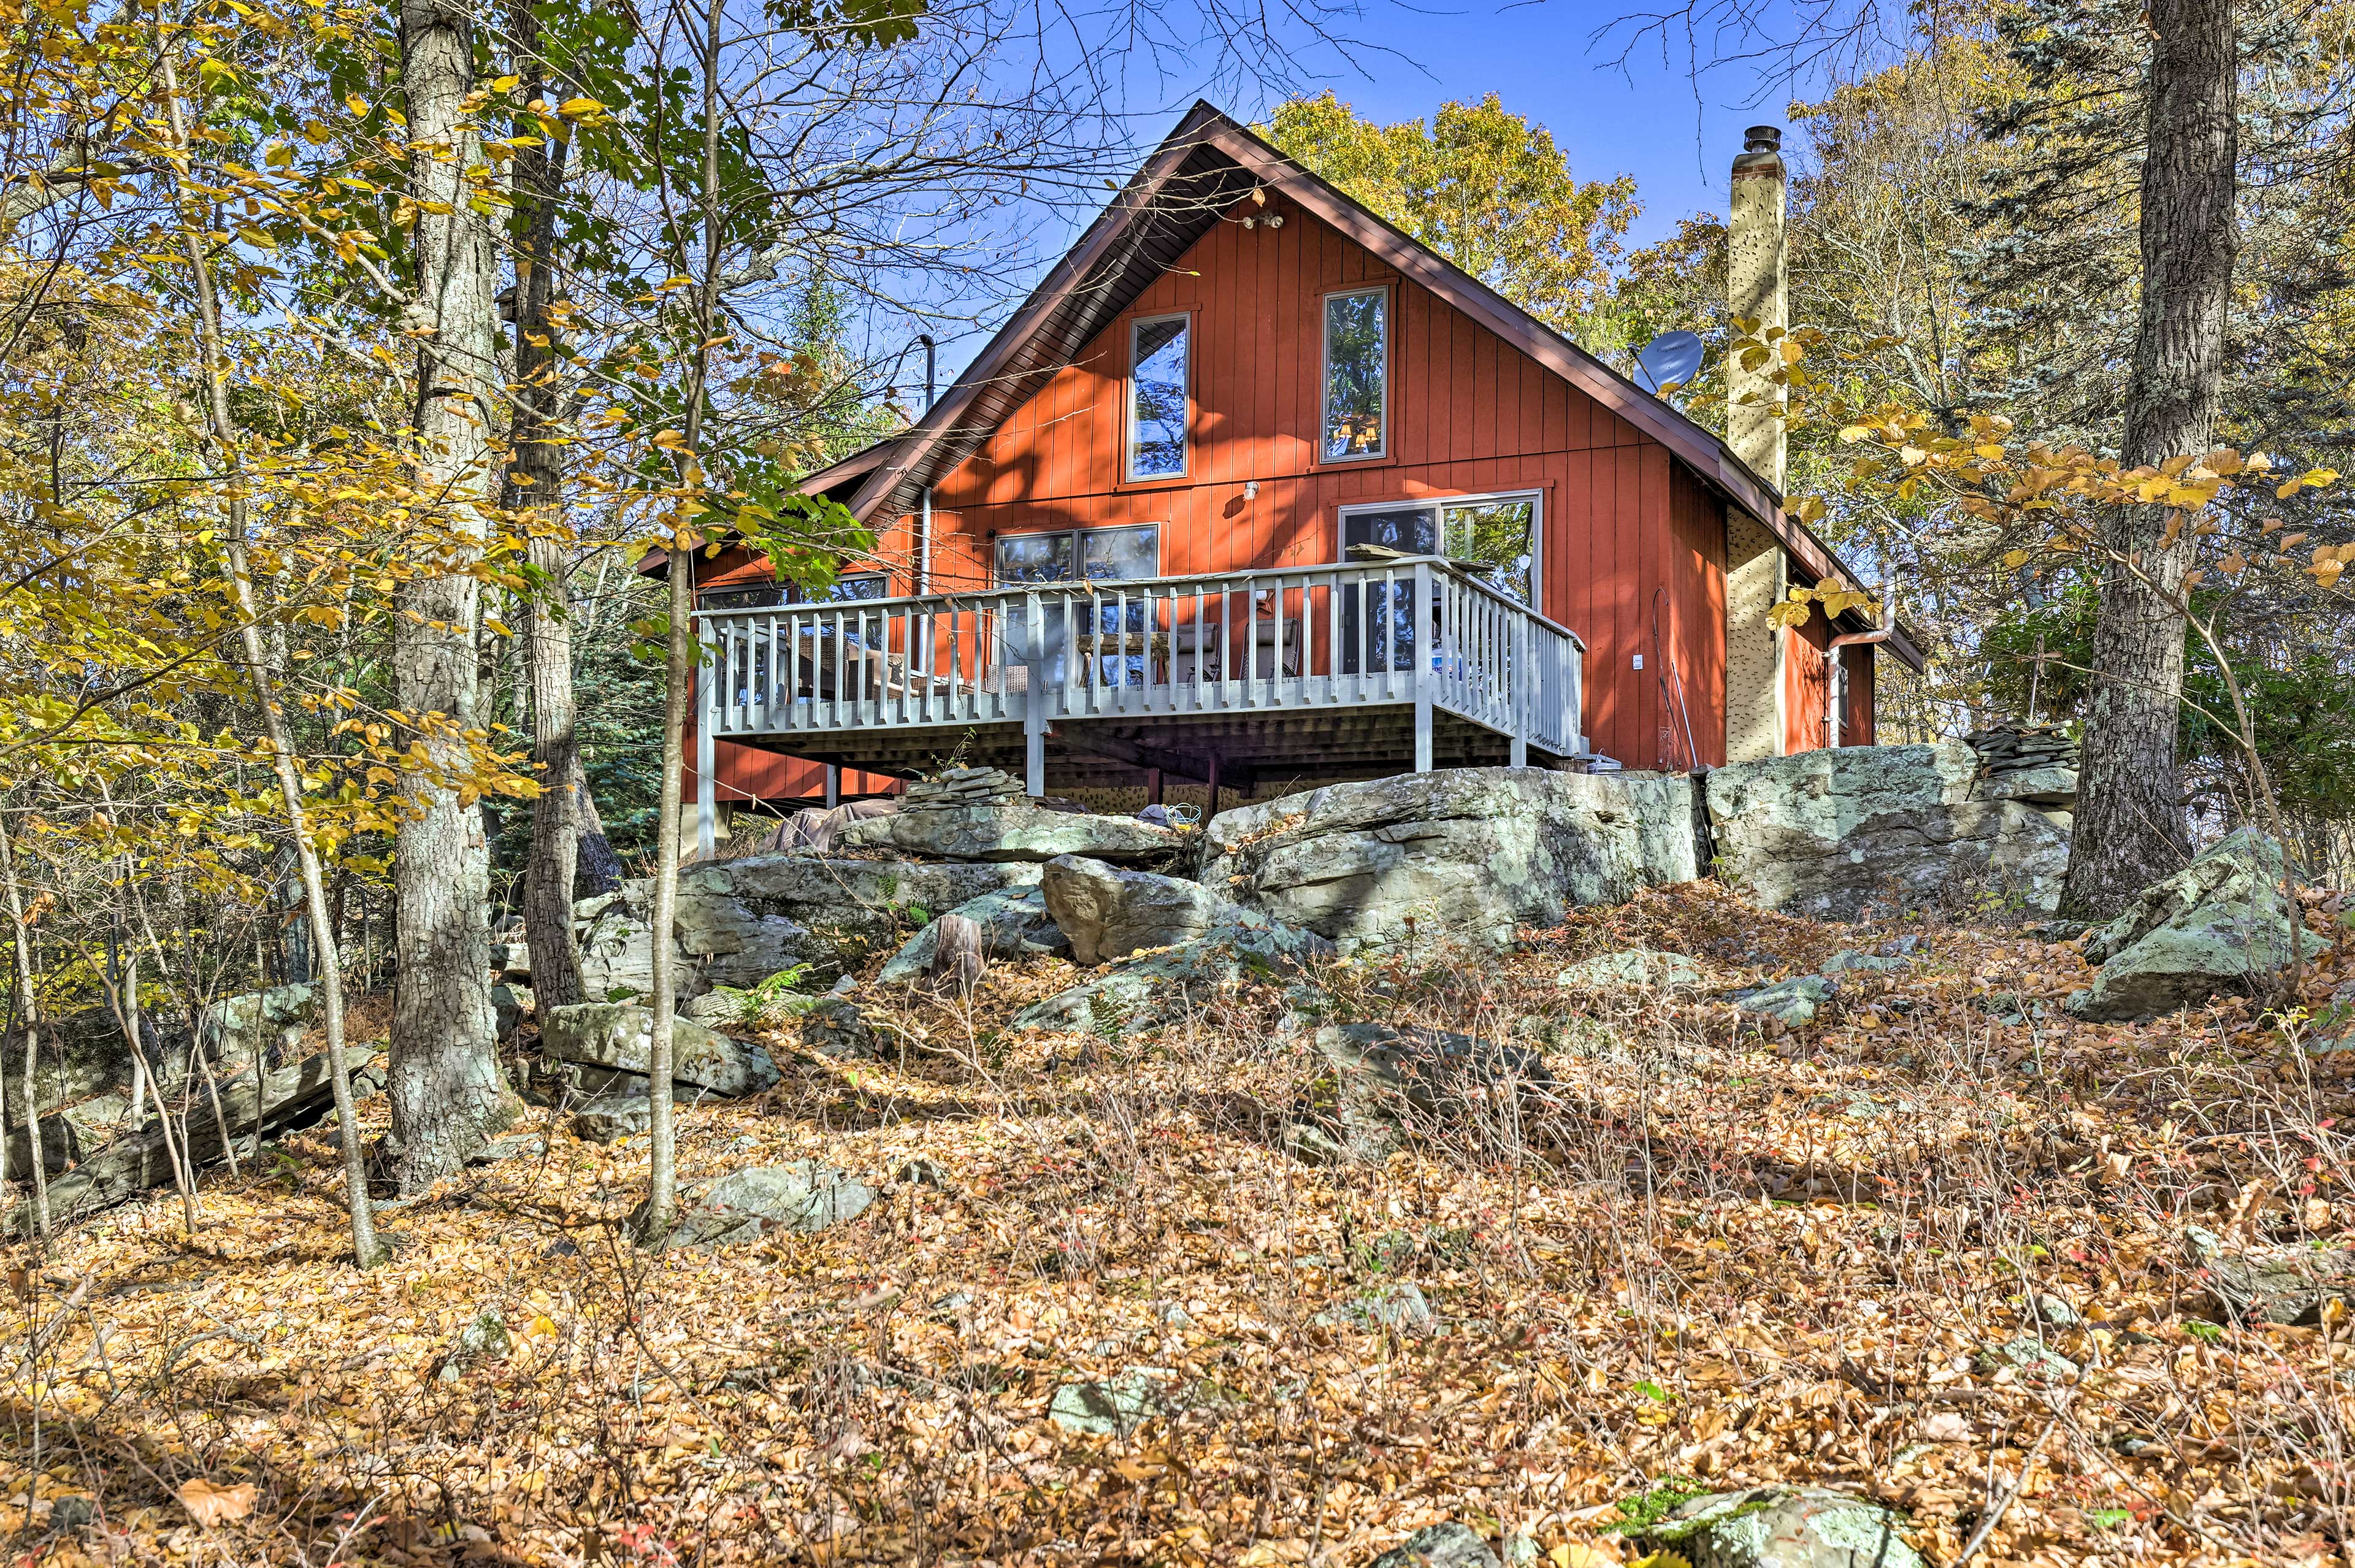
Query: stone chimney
[
  {"left": 1724, "top": 125, "right": 1788, "bottom": 764},
  {"left": 1728, "top": 124, "right": 1788, "bottom": 488}
]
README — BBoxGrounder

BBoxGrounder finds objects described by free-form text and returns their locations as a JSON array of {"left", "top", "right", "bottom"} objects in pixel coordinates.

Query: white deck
[{"left": 693, "top": 556, "right": 1585, "bottom": 828}]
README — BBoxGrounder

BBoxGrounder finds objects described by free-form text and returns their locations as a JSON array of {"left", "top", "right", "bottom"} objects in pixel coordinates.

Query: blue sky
[{"left": 887, "top": 0, "right": 1842, "bottom": 387}]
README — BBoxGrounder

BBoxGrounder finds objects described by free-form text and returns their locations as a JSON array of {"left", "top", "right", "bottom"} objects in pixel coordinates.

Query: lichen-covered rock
[
  {"left": 1706, "top": 743, "right": 2070, "bottom": 920},
  {"left": 577, "top": 859, "right": 1040, "bottom": 1001},
  {"left": 1368, "top": 1523, "right": 1500, "bottom": 1568},
  {"left": 492, "top": 982, "right": 530, "bottom": 1041},
  {"left": 1012, "top": 919, "right": 1333, "bottom": 1033},
  {"left": 1555, "top": 948, "right": 1704, "bottom": 989},
  {"left": 570, "top": 1096, "right": 650, "bottom": 1144},
  {"left": 1203, "top": 767, "right": 1702, "bottom": 954},
  {"left": 1291, "top": 1023, "right": 1552, "bottom": 1164},
  {"left": 838, "top": 800, "right": 1185, "bottom": 865},
  {"left": 1047, "top": 1368, "right": 1168, "bottom": 1436},
  {"left": 1637, "top": 1486, "right": 1924, "bottom": 1568},
  {"left": 876, "top": 885, "right": 1069, "bottom": 982},
  {"left": 1313, "top": 1281, "right": 1437, "bottom": 1333},
  {"left": 436, "top": 1310, "right": 510, "bottom": 1383},
  {"left": 1041, "top": 855, "right": 1237, "bottom": 966},
  {"left": 2186, "top": 1225, "right": 2355, "bottom": 1325},
  {"left": 1732, "top": 974, "right": 1836, "bottom": 1028},
  {"left": 540, "top": 1002, "right": 778, "bottom": 1097},
  {"left": 199, "top": 981, "right": 320, "bottom": 1065},
  {"left": 797, "top": 996, "right": 877, "bottom": 1059},
  {"left": 646, "top": 1161, "right": 876, "bottom": 1250},
  {"left": 2067, "top": 828, "right": 2324, "bottom": 1022}
]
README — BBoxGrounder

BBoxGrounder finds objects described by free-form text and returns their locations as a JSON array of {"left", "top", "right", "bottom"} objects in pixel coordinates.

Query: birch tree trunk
[
  {"left": 391, "top": 0, "right": 516, "bottom": 1187},
  {"left": 0, "top": 820, "right": 53, "bottom": 1243},
  {"left": 507, "top": 0, "right": 588, "bottom": 1011},
  {"left": 2062, "top": 0, "right": 2239, "bottom": 917}
]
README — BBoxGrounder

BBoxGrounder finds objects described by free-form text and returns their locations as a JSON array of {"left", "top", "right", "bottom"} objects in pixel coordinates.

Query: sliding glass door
[{"left": 1338, "top": 493, "right": 1539, "bottom": 673}]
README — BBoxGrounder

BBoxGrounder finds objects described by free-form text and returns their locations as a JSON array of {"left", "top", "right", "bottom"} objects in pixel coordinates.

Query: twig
[{"left": 1954, "top": 1406, "right": 2061, "bottom": 1568}]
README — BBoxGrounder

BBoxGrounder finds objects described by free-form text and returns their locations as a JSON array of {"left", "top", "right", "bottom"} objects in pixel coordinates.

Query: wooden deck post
[
  {"left": 1509, "top": 609, "right": 1530, "bottom": 769},
  {"left": 1146, "top": 767, "right": 1163, "bottom": 805},
  {"left": 1412, "top": 560, "right": 1434, "bottom": 774},
  {"left": 695, "top": 635, "right": 717, "bottom": 859},
  {"left": 1023, "top": 591, "right": 1047, "bottom": 797},
  {"left": 825, "top": 765, "right": 840, "bottom": 808},
  {"left": 1205, "top": 752, "right": 1222, "bottom": 822}
]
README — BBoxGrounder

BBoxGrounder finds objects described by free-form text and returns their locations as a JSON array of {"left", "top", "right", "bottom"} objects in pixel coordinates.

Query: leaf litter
[{"left": 2, "top": 881, "right": 2353, "bottom": 1567}]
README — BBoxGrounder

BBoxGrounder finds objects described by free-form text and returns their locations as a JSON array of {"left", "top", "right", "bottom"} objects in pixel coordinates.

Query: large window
[
  {"left": 993, "top": 524, "right": 1162, "bottom": 682},
  {"left": 697, "top": 572, "right": 887, "bottom": 614},
  {"left": 1322, "top": 286, "right": 1389, "bottom": 462},
  {"left": 1338, "top": 494, "right": 1539, "bottom": 671},
  {"left": 1127, "top": 315, "right": 1189, "bottom": 480}
]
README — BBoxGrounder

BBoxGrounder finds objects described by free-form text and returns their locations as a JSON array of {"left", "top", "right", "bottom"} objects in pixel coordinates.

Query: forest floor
[{"left": 2, "top": 881, "right": 2353, "bottom": 1567}]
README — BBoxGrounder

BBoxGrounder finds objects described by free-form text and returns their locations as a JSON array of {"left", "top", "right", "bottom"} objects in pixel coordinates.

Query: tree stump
[{"left": 930, "top": 914, "right": 984, "bottom": 996}]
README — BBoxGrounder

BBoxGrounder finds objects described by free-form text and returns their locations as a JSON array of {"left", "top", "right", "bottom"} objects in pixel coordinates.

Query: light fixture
[
  {"left": 1244, "top": 481, "right": 1258, "bottom": 499},
  {"left": 1266, "top": 214, "right": 1284, "bottom": 229}
]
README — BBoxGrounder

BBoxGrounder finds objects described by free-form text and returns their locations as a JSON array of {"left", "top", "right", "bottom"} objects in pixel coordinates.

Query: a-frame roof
[{"left": 833, "top": 102, "right": 1922, "bottom": 668}]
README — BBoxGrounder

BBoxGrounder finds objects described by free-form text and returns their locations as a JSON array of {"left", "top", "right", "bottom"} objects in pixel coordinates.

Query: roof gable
[{"left": 841, "top": 102, "right": 1920, "bottom": 664}]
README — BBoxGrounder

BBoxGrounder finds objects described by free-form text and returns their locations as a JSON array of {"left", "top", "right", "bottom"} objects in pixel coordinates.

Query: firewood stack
[{"left": 1964, "top": 724, "right": 2080, "bottom": 808}]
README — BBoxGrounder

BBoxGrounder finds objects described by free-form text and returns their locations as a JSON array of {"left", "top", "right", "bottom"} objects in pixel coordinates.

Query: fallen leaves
[{"left": 175, "top": 1477, "right": 256, "bottom": 1528}]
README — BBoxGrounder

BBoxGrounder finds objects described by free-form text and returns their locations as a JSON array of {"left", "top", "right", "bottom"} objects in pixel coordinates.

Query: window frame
[
  {"left": 990, "top": 523, "right": 1164, "bottom": 588},
  {"left": 1122, "top": 310, "right": 1193, "bottom": 485},
  {"left": 1333, "top": 489, "right": 1545, "bottom": 606},
  {"left": 694, "top": 570, "right": 889, "bottom": 613},
  {"left": 1318, "top": 283, "right": 1394, "bottom": 467}
]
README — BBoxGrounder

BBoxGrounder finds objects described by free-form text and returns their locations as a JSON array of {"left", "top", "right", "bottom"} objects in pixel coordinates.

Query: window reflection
[
  {"left": 1128, "top": 315, "right": 1188, "bottom": 480},
  {"left": 1323, "top": 288, "right": 1387, "bottom": 461}
]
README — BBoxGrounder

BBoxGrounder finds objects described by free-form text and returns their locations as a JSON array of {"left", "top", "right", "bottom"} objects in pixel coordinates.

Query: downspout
[{"left": 916, "top": 334, "right": 936, "bottom": 599}]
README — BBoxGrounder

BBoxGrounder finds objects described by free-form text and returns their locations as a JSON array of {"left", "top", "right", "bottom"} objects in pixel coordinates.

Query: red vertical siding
[
  {"left": 1842, "top": 643, "right": 1876, "bottom": 746},
  {"left": 1666, "top": 464, "right": 1728, "bottom": 769},
  {"left": 1783, "top": 611, "right": 1834, "bottom": 754}
]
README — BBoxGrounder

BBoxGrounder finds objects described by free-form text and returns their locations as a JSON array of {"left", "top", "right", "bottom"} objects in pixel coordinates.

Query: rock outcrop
[
  {"left": 1041, "top": 855, "right": 1236, "bottom": 966},
  {"left": 540, "top": 1002, "right": 779, "bottom": 1097},
  {"left": 9, "top": 1045, "right": 386, "bottom": 1232},
  {"left": 2067, "top": 828, "right": 2322, "bottom": 1022},
  {"left": 576, "top": 859, "right": 1039, "bottom": 1001},
  {"left": 199, "top": 981, "right": 320, "bottom": 1066},
  {"left": 1706, "top": 741, "right": 2071, "bottom": 920},
  {"left": 1201, "top": 767, "right": 1701, "bottom": 954}
]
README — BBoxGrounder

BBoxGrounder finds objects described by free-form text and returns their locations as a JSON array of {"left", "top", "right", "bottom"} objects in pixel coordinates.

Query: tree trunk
[
  {"left": 507, "top": 0, "right": 588, "bottom": 1011},
  {"left": 2061, "top": 0, "right": 2238, "bottom": 919},
  {"left": 930, "top": 914, "right": 984, "bottom": 996},
  {"left": 153, "top": 37, "right": 379, "bottom": 1262},
  {"left": 390, "top": 0, "right": 516, "bottom": 1187}
]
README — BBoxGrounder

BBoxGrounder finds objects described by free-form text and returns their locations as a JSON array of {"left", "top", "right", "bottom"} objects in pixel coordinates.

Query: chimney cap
[{"left": 1743, "top": 125, "right": 1782, "bottom": 153}]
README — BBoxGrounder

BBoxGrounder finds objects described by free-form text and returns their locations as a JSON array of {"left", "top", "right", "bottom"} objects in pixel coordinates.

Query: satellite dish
[{"left": 1634, "top": 330, "right": 1706, "bottom": 394}]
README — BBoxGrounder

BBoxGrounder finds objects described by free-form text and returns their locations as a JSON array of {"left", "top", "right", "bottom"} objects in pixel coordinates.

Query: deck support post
[
  {"left": 1206, "top": 752, "right": 1222, "bottom": 822},
  {"left": 1412, "top": 560, "right": 1434, "bottom": 774},
  {"left": 1145, "top": 767, "right": 1163, "bottom": 806},
  {"left": 694, "top": 633, "right": 716, "bottom": 860},
  {"left": 1023, "top": 591, "right": 1047, "bottom": 798},
  {"left": 1509, "top": 609, "right": 1530, "bottom": 768},
  {"left": 825, "top": 765, "right": 840, "bottom": 809}
]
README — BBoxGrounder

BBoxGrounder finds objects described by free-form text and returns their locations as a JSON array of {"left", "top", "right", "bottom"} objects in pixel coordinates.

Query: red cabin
[{"left": 662, "top": 104, "right": 1921, "bottom": 849}]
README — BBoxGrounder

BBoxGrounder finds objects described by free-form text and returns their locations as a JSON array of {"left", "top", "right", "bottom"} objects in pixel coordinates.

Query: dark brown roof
[{"left": 836, "top": 102, "right": 1924, "bottom": 670}]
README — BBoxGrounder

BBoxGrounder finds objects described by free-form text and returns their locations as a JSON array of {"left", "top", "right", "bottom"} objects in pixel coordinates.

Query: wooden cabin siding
[
  {"left": 917, "top": 197, "right": 1707, "bottom": 768},
  {"left": 1783, "top": 608, "right": 1834, "bottom": 755}
]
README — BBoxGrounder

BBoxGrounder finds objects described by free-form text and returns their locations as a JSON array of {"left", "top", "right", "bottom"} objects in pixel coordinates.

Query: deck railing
[{"left": 696, "top": 556, "right": 1585, "bottom": 784}]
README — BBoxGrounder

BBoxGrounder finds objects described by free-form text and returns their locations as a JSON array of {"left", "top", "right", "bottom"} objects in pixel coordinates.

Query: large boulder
[
  {"left": 1012, "top": 918, "right": 1333, "bottom": 1033},
  {"left": 2067, "top": 828, "right": 2323, "bottom": 1022},
  {"left": 876, "top": 885, "right": 1068, "bottom": 982},
  {"left": 1706, "top": 742, "right": 2071, "bottom": 920},
  {"left": 540, "top": 1002, "right": 779, "bottom": 1097},
  {"left": 576, "top": 859, "right": 1040, "bottom": 1001},
  {"left": 1041, "top": 855, "right": 1236, "bottom": 966},
  {"left": 1201, "top": 767, "right": 1702, "bottom": 954},
  {"left": 837, "top": 798, "right": 1184, "bottom": 865}
]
